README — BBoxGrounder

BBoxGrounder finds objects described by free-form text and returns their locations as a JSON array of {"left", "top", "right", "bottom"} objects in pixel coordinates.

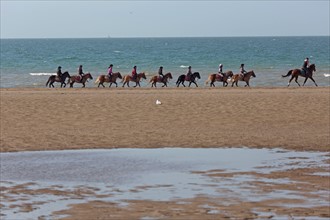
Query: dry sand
[
  {"left": 1, "top": 87, "right": 329, "bottom": 152},
  {"left": 1, "top": 87, "right": 329, "bottom": 219}
]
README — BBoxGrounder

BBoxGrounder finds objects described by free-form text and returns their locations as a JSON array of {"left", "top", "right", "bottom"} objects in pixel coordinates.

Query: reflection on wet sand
[{"left": 1, "top": 148, "right": 329, "bottom": 219}]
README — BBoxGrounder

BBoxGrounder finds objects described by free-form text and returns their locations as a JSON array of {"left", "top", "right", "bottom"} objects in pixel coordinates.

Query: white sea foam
[
  {"left": 29, "top": 73, "right": 54, "bottom": 76},
  {"left": 323, "top": 73, "right": 330, "bottom": 77},
  {"left": 180, "top": 65, "right": 189, "bottom": 68}
]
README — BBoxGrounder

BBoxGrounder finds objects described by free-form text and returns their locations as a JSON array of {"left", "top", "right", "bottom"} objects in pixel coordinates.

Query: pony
[
  {"left": 121, "top": 72, "right": 147, "bottom": 87},
  {"left": 94, "top": 72, "right": 122, "bottom": 88},
  {"left": 282, "top": 64, "right": 317, "bottom": 87},
  {"left": 46, "top": 71, "right": 71, "bottom": 88},
  {"left": 67, "top": 73, "right": 93, "bottom": 88},
  {"left": 176, "top": 72, "right": 201, "bottom": 87},
  {"left": 205, "top": 71, "right": 234, "bottom": 87},
  {"left": 230, "top": 70, "right": 256, "bottom": 87},
  {"left": 149, "top": 72, "right": 173, "bottom": 87}
]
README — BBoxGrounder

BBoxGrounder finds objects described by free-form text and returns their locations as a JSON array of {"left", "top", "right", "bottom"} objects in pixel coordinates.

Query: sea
[{"left": 0, "top": 36, "right": 329, "bottom": 88}]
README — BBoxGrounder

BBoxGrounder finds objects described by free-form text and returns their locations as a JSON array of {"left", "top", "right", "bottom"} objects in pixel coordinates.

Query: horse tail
[
  {"left": 95, "top": 76, "right": 100, "bottom": 84},
  {"left": 282, "top": 70, "right": 292, "bottom": 78},
  {"left": 205, "top": 75, "right": 210, "bottom": 85}
]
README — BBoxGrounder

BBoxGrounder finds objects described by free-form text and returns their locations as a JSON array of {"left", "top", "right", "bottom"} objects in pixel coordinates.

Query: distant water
[{"left": 1, "top": 37, "right": 329, "bottom": 88}]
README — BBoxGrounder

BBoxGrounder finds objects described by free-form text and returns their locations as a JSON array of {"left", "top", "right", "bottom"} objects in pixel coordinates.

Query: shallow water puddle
[{"left": 0, "top": 148, "right": 329, "bottom": 219}]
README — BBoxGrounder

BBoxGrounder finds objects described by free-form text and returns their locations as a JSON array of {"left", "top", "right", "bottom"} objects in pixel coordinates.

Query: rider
[
  {"left": 240, "top": 63, "right": 247, "bottom": 79},
  {"left": 132, "top": 65, "right": 137, "bottom": 81},
  {"left": 218, "top": 64, "right": 223, "bottom": 77},
  {"left": 107, "top": 64, "right": 113, "bottom": 81},
  {"left": 78, "top": 65, "right": 84, "bottom": 82},
  {"left": 158, "top": 66, "right": 164, "bottom": 82},
  {"left": 57, "top": 66, "right": 62, "bottom": 79},
  {"left": 302, "top": 57, "right": 309, "bottom": 75},
  {"left": 186, "top": 66, "right": 192, "bottom": 80}
]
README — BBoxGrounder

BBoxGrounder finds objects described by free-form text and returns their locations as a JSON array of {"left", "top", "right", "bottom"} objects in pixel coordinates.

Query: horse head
[
  {"left": 117, "top": 72, "right": 122, "bottom": 79},
  {"left": 85, "top": 72, "right": 93, "bottom": 80},
  {"left": 309, "top": 64, "right": 316, "bottom": 72},
  {"left": 226, "top": 71, "right": 234, "bottom": 78},
  {"left": 63, "top": 71, "right": 71, "bottom": 78},
  {"left": 165, "top": 72, "right": 173, "bottom": 79},
  {"left": 139, "top": 72, "right": 147, "bottom": 80},
  {"left": 251, "top": 70, "right": 256, "bottom": 78},
  {"left": 193, "top": 72, "right": 201, "bottom": 79}
]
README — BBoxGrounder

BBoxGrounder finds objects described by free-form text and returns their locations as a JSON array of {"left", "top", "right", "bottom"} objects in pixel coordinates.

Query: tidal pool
[{"left": 0, "top": 147, "right": 329, "bottom": 219}]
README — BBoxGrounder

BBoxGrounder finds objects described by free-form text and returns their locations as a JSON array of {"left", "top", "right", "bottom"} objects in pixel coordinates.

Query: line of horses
[{"left": 45, "top": 63, "right": 318, "bottom": 88}]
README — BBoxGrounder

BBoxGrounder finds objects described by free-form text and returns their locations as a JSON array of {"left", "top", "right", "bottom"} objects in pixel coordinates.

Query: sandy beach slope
[{"left": 1, "top": 87, "right": 329, "bottom": 152}]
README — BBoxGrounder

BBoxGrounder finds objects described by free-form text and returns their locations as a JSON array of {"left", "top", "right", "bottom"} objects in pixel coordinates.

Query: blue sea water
[{"left": 0, "top": 37, "right": 329, "bottom": 88}]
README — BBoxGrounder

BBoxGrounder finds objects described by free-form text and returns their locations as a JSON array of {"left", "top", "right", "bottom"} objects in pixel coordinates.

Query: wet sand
[{"left": 1, "top": 87, "right": 330, "bottom": 219}]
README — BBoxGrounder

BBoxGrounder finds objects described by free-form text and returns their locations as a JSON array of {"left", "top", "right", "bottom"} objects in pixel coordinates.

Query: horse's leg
[
  {"left": 114, "top": 82, "right": 118, "bottom": 87},
  {"left": 309, "top": 77, "right": 318, "bottom": 87},
  {"left": 82, "top": 82, "right": 85, "bottom": 88},
  {"left": 294, "top": 76, "right": 300, "bottom": 86},
  {"left": 287, "top": 76, "right": 294, "bottom": 87},
  {"left": 245, "top": 80, "right": 250, "bottom": 87},
  {"left": 109, "top": 83, "right": 112, "bottom": 88},
  {"left": 302, "top": 76, "right": 308, "bottom": 86},
  {"left": 193, "top": 81, "right": 198, "bottom": 87}
]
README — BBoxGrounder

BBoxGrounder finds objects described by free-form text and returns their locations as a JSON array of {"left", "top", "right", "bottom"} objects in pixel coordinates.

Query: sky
[{"left": 1, "top": 0, "right": 329, "bottom": 38}]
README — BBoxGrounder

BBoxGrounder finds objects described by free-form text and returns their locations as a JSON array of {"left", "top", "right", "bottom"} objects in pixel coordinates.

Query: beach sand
[
  {"left": 1, "top": 87, "right": 329, "bottom": 219},
  {"left": 1, "top": 87, "right": 329, "bottom": 152}
]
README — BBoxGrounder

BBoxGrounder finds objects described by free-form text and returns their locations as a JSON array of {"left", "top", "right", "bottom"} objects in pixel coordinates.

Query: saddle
[
  {"left": 300, "top": 69, "right": 307, "bottom": 76},
  {"left": 216, "top": 74, "right": 223, "bottom": 80}
]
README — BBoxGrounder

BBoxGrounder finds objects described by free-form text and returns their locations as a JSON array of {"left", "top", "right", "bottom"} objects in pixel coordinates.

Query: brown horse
[
  {"left": 121, "top": 72, "right": 147, "bottom": 87},
  {"left": 205, "top": 71, "right": 234, "bottom": 87},
  {"left": 282, "top": 64, "right": 317, "bottom": 87},
  {"left": 149, "top": 72, "right": 173, "bottom": 87},
  {"left": 94, "top": 72, "right": 122, "bottom": 88},
  {"left": 46, "top": 71, "right": 71, "bottom": 88},
  {"left": 67, "top": 73, "right": 93, "bottom": 88},
  {"left": 230, "top": 70, "right": 256, "bottom": 87}
]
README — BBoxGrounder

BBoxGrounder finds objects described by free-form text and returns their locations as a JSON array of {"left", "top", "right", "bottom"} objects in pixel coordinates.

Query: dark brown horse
[
  {"left": 282, "top": 64, "right": 317, "bottom": 87},
  {"left": 205, "top": 71, "right": 234, "bottom": 87},
  {"left": 121, "top": 72, "right": 147, "bottom": 87},
  {"left": 230, "top": 70, "right": 256, "bottom": 87},
  {"left": 149, "top": 72, "right": 173, "bottom": 87},
  {"left": 94, "top": 72, "right": 122, "bottom": 87},
  {"left": 67, "top": 73, "right": 93, "bottom": 88},
  {"left": 46, "top": 71, "right": 71, "bottom": 88},
  {"left": 176, "top": 72, "right": 201, "bottom": 87}
]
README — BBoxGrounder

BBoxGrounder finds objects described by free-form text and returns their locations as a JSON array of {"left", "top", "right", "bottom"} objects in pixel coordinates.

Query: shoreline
[{"left": 1, "top": 87, "right": 329, "bottom": 153}]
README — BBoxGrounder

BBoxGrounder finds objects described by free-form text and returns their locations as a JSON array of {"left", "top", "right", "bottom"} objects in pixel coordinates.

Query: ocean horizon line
[{"left": 1, "top": 35, "right": 329, "bottom": 40}]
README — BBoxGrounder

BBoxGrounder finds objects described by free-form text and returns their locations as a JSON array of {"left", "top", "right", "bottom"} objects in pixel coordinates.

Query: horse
[
  {"left": 176, "top": 72, "right": 201, "bottom": 87},
  {"left": 149, "top": 72, "right": 173, "bottom": 87},
  {"left": 205, "top": 71, "right": 234, "bottom": 87},
  {"left": 94, "top": 72, "right": 122, "bottom": 88},
  {"left": 121, "top": 72, "right": 147, "bottom": 87},
  {"left": 46, "top": 71, "right": 71, "bottom": 88},
  {"left": 282, "top": 64, "right": 317, "bottom": 87},
  {"left": 67, "top": 73, "right": 93, "bottom": 88},
  {"left": 230, "top": 70, "right": 256, "bottom": 87}
]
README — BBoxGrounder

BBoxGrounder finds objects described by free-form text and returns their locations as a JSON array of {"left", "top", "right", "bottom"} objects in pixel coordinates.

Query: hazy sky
[{"left": 1, "top": 0, "right": 329, "bottom": 38}]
